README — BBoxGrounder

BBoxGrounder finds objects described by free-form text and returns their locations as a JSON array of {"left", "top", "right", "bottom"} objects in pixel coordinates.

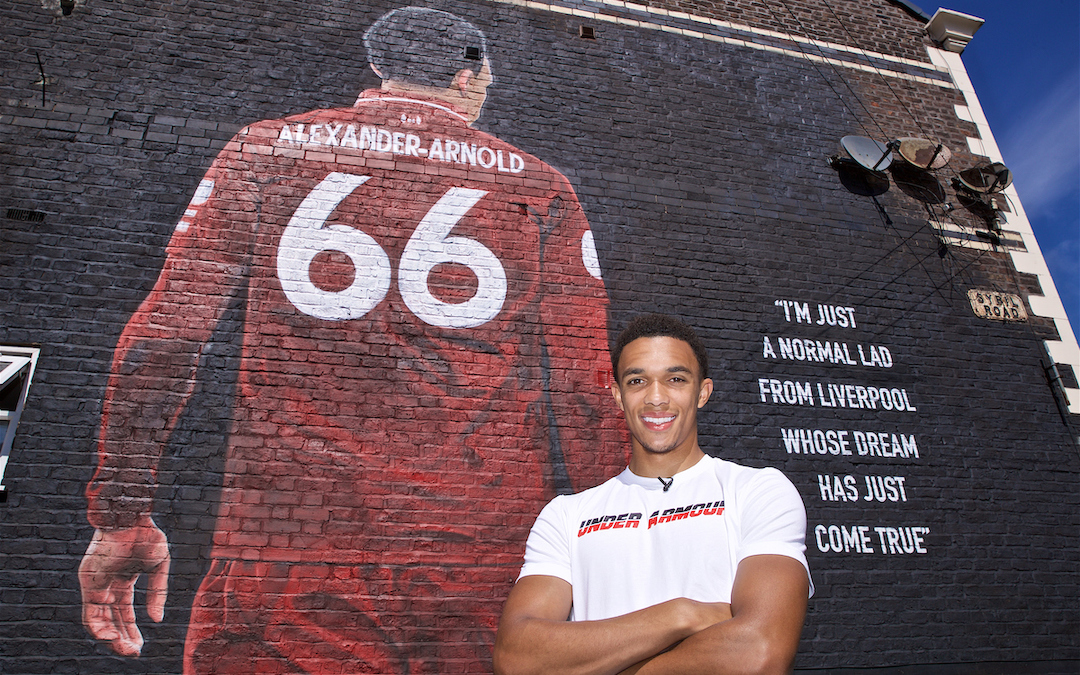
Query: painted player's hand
[{"left": 79, "top": 515, "right": 170, "bottom": 657}]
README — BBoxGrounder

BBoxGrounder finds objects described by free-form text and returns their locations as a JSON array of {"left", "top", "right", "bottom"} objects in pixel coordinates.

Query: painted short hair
[
  {"left": 363, "top": 7, "right": 488, "bottom": 88},
  {"left": 611, "top": 314, "right": 710, "bottom": 381}
]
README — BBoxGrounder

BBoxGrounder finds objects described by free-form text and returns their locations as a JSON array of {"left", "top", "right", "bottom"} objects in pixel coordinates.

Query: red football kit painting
[{"left": 86, "top": 90, "right": 624, "bottom": 673}]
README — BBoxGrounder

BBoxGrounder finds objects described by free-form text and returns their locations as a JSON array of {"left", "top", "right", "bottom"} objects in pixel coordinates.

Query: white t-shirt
[{"left": 518, "top": 454, "right": 813, "bottom": 621}]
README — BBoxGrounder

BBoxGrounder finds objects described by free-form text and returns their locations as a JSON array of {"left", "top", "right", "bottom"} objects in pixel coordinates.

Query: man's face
[
  {"left": 611, "top": 336, "right": 713, "bottom": 457},
  {"left": 460, "top": 58, "right": 493, "bottom": 123}
]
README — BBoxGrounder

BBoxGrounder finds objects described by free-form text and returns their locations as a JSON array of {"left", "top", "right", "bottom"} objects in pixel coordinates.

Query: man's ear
[
  {"left": 697, "top": 378, "right": 714, "bottom": 408},
  {"left": 611, "top": 379, "right": 625, "bottom": 412},
  {"left": 453, "top": 67, "right": 475, "bottom": 93}
]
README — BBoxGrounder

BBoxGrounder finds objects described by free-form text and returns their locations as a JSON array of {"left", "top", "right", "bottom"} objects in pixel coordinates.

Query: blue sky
[{"left": 924, "top": 1, "right": 1079, "bottom": 338}]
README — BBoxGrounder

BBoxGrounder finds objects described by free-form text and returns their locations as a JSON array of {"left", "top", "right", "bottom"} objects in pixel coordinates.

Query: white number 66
[{"left": 277, "top": 172, "right": 507, "bottom": 328}]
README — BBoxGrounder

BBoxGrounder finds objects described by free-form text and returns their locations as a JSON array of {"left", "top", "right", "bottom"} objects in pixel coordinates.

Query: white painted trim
[
  {"left": 924, "top": 9, "right": 984, "bottom": 54},
  {"left": 594, "top": 0, "right": 942, "bottom": 70},
  {"left": 488, "top": 0, "right": 954, "bottom": 87},
  {"left": 930, "top": 45, "right": 1080, "bottom": 413},
  {"left": 0, "top": 356, "right": 31, "bottom": 390},
  {"left": 929, "top": 219, "right": 1025, "bottom": 252},
  {"left": 0, "top": 346, "right": 41, "bottom": 490}
]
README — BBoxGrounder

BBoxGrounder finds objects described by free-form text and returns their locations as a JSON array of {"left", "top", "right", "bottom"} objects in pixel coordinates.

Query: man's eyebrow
[{"left": 618, "top": 365, "right": 693, "bottom": 379}]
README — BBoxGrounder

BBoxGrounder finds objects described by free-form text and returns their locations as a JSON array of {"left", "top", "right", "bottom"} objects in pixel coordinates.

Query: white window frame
[{"left": 0, "top": 346, "right": 40, "bottom": 497}]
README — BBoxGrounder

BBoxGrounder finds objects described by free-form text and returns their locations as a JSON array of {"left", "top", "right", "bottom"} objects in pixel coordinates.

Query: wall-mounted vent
[
  {"left": 579, "top": 25, "right": 596, "bottom": 39},
  {"left": 5, "top": 209, "right": 45, "bottom": 223}
]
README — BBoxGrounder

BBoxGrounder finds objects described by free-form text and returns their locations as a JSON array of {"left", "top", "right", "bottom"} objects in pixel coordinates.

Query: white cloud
[
  {"left": 998, "top": 69, "right": 1080, "bottom": 218},
  {"left": 992, "top": 70, "right": 1080, "bottom": 338}
]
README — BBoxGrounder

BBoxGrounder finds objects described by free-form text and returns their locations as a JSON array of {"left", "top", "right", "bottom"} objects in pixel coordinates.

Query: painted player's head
[
  {"left": 364, "top": 7, "right": 489, "bottom": 89},
  {"left": 611, "top": 314, "right": 710, "bottom": 382}
]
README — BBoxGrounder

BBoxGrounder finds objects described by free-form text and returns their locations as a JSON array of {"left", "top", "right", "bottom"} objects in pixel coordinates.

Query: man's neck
[
  {"left": 381, "top": 81, "right": 472, "bottom": 118},
  {"left": 628, "top": 444, "right": 706, "bottom": 479}
]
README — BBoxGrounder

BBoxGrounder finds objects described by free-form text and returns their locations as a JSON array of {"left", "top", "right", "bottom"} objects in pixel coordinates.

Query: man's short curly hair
[
  {"left": 611, "top": 314, "right": 709, "bottom": 381},
  {"left": 363, "top": 7, "right": 487, "bottom": 88}
]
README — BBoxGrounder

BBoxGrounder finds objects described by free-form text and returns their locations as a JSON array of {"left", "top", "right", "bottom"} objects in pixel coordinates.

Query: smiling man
[{"left": 494, "top": 314, "right": 813, "bottom": 675}]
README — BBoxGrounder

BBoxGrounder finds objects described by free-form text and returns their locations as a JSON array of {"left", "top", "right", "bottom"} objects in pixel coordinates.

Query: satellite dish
[
  {"left": 897, "top": 137, "right": 952, "bottom": 170},
  {"left": 958, "top": 162, "right": 1012, "bottom": 193},
  {"left": 840, "top": 136, "right": 893, "bottom": 172}
]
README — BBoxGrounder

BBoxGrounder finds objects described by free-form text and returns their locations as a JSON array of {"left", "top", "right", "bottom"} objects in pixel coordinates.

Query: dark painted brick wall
[{"left": 1, "top": 0, "right": 1076, "bottom": 673}]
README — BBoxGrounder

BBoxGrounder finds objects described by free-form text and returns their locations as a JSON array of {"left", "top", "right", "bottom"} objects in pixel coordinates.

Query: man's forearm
[
  {"left": 625, "top": 613, "right": 794, "bottom": 675},
  {"left": 87, "top": 336, "right": 205, "bottom": 529},
  {"left": 628, "top": 556, "right": 810, "bottom": 675},
  {"left": 494, "top": 596, "right": 730, "bottom": 675},
  {"left": 88, "top": 182, "right": 244, "bottom": 529}
]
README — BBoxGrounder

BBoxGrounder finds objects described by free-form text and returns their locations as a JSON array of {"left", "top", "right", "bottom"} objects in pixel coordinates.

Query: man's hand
[
  {"left": 614, "top": 602, "right": 734, "bottom": 675},
  {"left": 79, "top": 516, "right": 170, "bottom": 657},
  {"left": 627, "top": 555, "right": 809, "bottom": 675},
  {"left": 497, "top": 555, "right": 807, "bottom": 675}
]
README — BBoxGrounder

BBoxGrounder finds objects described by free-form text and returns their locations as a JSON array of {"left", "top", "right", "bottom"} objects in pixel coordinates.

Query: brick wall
[{"left": 1, "top": 0, "right": 1077, "bottom": 673}]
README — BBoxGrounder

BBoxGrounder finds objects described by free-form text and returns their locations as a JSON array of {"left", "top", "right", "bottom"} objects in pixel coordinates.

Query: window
[{"left": 0, "top": 346, "right": 40, "bottom": 500}]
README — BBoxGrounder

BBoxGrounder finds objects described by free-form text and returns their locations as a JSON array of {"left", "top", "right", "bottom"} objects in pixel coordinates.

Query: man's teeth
[{"left": 644, "top": 415, "right": 675, "bottom": 423}]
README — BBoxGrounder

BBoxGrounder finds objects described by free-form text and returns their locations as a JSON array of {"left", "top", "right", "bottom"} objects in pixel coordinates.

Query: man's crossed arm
[{"left": 493, "top": 554, "right": 808, "bottom": 675}]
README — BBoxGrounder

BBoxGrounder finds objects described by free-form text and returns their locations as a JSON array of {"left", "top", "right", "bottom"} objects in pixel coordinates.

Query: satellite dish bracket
[
  {"left": 927, "top": 143, "right": 943, "bottom": 167},
  {"left": 872, "top": 140, "right": 900, "bottom": 171}
]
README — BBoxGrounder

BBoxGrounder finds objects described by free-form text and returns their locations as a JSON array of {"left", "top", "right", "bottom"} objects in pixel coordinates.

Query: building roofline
[{"left": 889, "top": 0, "right": 930, "bottom": 22}]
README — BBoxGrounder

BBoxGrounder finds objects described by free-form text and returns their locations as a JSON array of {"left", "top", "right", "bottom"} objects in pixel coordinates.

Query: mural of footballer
[{"left": 79, "top": 7, "right": 624, "bottom": 673}]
